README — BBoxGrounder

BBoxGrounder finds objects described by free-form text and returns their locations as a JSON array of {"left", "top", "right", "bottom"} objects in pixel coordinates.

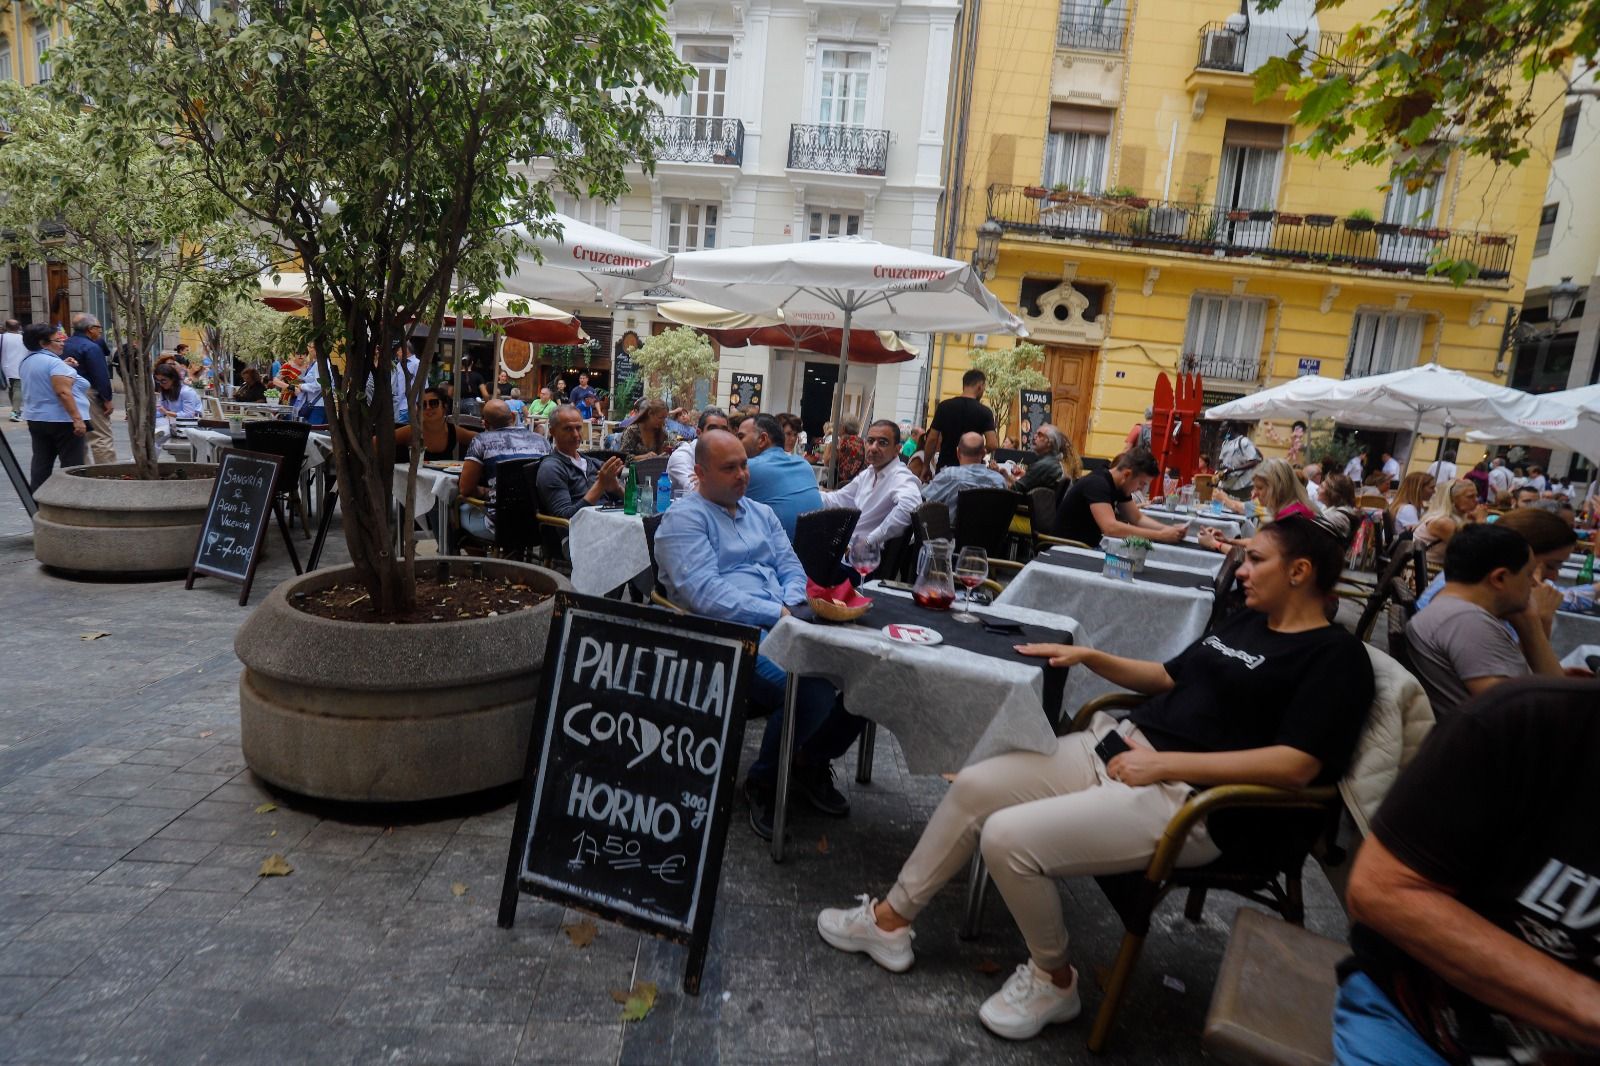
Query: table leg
[
  {"left": 437, "top": 494, "right": 452, "bottom": 555},
  {"left": 855, "top": 722, "right": 876, "bottom": 785},
  {"left": 770, "top": 673, "right": 800, "bottom": 864}
]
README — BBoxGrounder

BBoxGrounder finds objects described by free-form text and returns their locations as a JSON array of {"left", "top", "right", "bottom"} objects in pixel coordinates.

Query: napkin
[{"left": 806, "top": 578, "right": 871, "bottom": 608}]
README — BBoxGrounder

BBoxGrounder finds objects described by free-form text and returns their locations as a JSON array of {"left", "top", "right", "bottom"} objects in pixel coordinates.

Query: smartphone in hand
[{"left": 1094, "top": 730, "right": 1132, "bottom": 766}]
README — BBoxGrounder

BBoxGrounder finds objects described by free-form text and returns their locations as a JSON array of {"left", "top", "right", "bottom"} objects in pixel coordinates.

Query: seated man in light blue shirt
[
  {"left": 655, "top": 429, "right": 865, "bottom": 840},
  {"left": 921, "top": 431, "right": 1005, "bottom": 525},
  {"left": 737, "top": 412, "right": 822, "bottom": 542}
]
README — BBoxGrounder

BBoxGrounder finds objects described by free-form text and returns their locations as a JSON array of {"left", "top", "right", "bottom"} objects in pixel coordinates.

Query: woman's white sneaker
[
  {"left": 978, "top": 962, "right": 1081, "bottom": 1040},
  {"left": 816, "top": 894, "right": 915, "bottom": 973}
]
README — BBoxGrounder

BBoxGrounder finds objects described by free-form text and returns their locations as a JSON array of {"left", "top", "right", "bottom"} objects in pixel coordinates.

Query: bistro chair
[
  {"left": 1408, "top": 539, "right": 1432, "bottom": 598},
  {"left": 962, "top": 691, "right": 1349, "bottom": 1054},
  {"left": 1385, "top": 579, "right": 1419, "bottom": 671},
  {"left": 954, "top": 488, "right": 1022, "bottom": 584},
  {"left": 1355, "top": 541, "right": 1420, "bottom": 642},
  {"left": 992, "top": 448, "right": 1031, "bottom": 467},
  {"left": 1204, "top": 546, "right": 1247, "bottom": 634},
  {"left": 485, "top": 456, "right": 544, "bottom": 561},
  {"left": 793, "top": 508, "right": 860, "bottom": 586},
  {"left": 534, "top": 513, "right": 570, "bottom": 572},
  {"left": 243, "top": 420, "right": 313, "bottom": 536},
  {"left": 450, "top": 414, "right": 485, "bottom": 431},
  {"left": 1025, "top": 486, "right": 1059, "bottom": 557},
  {"left": 640, "top": 511, "right": 681, "bottom": 612}
]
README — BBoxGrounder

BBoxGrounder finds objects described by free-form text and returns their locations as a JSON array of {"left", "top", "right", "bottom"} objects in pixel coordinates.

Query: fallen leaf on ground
[
  {"left": 257, "top": 854, "right": 293, "bottom": 877},
  {"left": 269, "top": 829, "right": 278, "bottom": 837},
  {"left": 451, "top": 882, "right": 468, "bottom": 898},
  {"left": 562, "top": 918, "right": 598, "bottom": 948},
  {"left": 254, "top": 802, "right": 277, "bottom": 814},
  {"left": 975, "top": 959, "right": 1002, "bottom": 975},
  {"left": 79, "top": 632, "right": 110, "bottom": 641},
  {"left": 198, "top": 731, "right": 214, "bottom": 738},
  {"left": 815, "top": 834, "right": 830, "bottom": 855},
  {"left": 612, "top": 981, "right": 658, "bottom": 1022}
]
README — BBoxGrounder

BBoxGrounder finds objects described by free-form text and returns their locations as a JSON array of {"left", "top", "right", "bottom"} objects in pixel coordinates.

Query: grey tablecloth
[
  {"left": 1552, "top": 611, "right": 1600, "bottom": 662},
  {"left": 994, "top": 552, "right": 1213, "bottom": 703},
  {"left": 1045, "top": 544, "right": 1220, "bottom": 579},
  {"left": 1558, "top": 643, "right": 1600, "bottom": 672},
  {"left": 568, "top": 507, "right": 651, "bottom": 595},
  {"left": 761, "top": 587, "right": 1083, "bottom": 774},
  {"left": 1142, "top": 505, "right": 1255, "bottom": 539}
]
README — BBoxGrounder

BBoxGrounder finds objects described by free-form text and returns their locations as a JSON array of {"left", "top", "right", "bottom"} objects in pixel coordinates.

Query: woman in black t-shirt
[{"left": 815, "top": 514, "right": 1375, "bottom": 1042}]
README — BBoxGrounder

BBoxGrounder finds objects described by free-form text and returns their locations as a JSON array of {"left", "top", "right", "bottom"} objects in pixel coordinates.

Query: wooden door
[
  {"left": 1044, "top": 345, "right": 1098, "bottom": 453},
  {"left": 47, "top": 262, "right": 71, "bottom": 328}
]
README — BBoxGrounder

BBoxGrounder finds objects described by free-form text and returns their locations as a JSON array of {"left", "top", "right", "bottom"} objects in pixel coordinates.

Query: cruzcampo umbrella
[
  {"left": 1204, "top": 374, "right": 1348, "bottom": 424},
  {"left": 657, "top": 300, "right": 919, "bottom": 365},
  {"left": 667, "top": 237, "right": 1023, "bottom": 484},
  {"left": 503, "top": 215, "right": 673, "bottom": 307},
  {"left": 1464, "top": 382, "right": 1600, "bottom": 463},
  {"left": 441, "top": 292, "right": 588, "bottom": 346}
]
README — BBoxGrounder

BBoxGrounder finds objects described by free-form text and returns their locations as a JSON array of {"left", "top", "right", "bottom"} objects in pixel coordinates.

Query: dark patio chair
[
  {"left": 1204, "top": 546, "right": 1247, "bottom": 635},
  {"left": 243, "top": 419, "right": 312, "bottom": 536},
  {"left": 954, "top": 487, "right": 1022, "bottom": 583},
  {"left": 792, "top": 507, "right": 859, "bottom": 586},
  {"left": 1355, "top": 540, "right": 1420, "bottom": 641},
  {"left": 485, "top": 456, "right": 543, "bottom": 561}
]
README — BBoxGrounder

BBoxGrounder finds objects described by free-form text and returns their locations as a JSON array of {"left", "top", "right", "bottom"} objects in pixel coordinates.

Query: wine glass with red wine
[
  {"left": 848, "top": 536, "right": 881, "bottom": 586},
  {"left": 953, "top": 547, "right": 988, "bottom": 623}
]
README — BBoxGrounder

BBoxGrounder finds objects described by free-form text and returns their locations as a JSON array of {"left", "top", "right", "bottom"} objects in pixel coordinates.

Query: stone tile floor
[{"left": 0, "top": 415, "right": 1349, "bottom": 1064}]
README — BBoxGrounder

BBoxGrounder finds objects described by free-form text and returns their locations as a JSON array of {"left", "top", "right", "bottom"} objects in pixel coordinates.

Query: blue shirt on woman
[{"left": 20, "top": 350, "right": 91, "bottom": 422}]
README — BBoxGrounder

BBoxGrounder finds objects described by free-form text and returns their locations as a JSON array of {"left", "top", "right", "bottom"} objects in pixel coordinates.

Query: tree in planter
[
  {"left": 970, "top": 342, "right": 1051, "bottom": 441},
  {"left": 46, "top": 0, "right": 688, "bottom": 615},
  {"left": 630, "top": 328, "right": 719, "bottom": 410},
  {"left": 0, "top": 82, "right": 261, "bottom": 481}
]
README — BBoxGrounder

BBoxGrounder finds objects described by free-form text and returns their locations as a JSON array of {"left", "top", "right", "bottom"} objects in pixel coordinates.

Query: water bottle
[
  {"left": 656, "top": 472, "right": 673, "bottom": 513},
  {"left": 623, "top": 464, "right": 638, "bottom": 516}
]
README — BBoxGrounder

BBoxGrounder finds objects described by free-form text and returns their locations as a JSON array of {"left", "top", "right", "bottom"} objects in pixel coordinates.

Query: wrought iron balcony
[
  {"left": 1183, "top": 354, "right": 1263, "bottom": 383},
  {"left": 1194, "top": 22, "right": 1347, "bottom": 75},
  {"left": 985, "top": 184, "right": 1516, "bottom": 284},
  {"left": 1058, "top": 1, "right": 1126, "bottom": 52},
  {"left": 786, "top": 123, "right": 890, "bottom": 176},
  {"left": 541, "top": 114, "right": 744, "bottom": 166}
]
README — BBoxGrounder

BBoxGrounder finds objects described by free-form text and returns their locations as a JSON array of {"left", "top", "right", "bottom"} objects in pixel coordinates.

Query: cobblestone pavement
[{"left": 0, "top": 413, "right": 1348, "bottom": 1064}]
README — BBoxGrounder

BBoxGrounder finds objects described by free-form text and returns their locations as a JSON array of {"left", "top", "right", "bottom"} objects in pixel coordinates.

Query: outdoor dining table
[
  {"left": 1128, "top": 539, "right": 1226, "bottom": 575},
  {"left": 567, "top": 505, "right": 652, "bottom": 595},
  {"left": 1140, "top": 504, "right": 1256, "bottom": 539},
  {"left": 760, "top": 584, "right": 1082, "bottom": 862},
  {"left": 1559, "top": 643, "right": 1600, "bottom": 674},
  {"left": 394, "top": 462, "right": 460, "bottom": 555},
  {"left": 1552, "top": 608, "right": 1600, "bottom": 662},
  {"left": 993, "top": 544, "right": 1216, "bottom": 705}
]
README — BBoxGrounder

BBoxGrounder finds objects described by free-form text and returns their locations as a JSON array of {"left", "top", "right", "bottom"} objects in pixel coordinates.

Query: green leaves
[{"left": 1292, "top": 77, "right": 1353, "bottom": 127}]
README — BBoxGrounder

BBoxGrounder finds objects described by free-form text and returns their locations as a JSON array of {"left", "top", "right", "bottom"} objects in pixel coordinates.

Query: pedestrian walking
[
  {"left": 18, "top": 323, "right": 91, "bottom": 490},
  {"left": 1, "top": 319, "right": 25, "bottom": 422},
  {"left": 64, "top": 314, "right": 116, "bottom": 464}
]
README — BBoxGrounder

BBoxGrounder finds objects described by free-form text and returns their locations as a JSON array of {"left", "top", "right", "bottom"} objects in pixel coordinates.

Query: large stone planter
[
  {"left": 237, "top": 559, "right": 571, "bottom": 803},
  {"left": 33, "top": 463, "right": 218, "bottom": 577}
]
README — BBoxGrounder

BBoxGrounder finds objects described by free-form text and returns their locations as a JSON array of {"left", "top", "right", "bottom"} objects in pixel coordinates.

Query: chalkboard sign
[
  {"left": 1019, "top": 389, "right": 1052, "bottom": 441},
  {"left": 0, "top": 426, "right": 35, "bottom": 518},
  {"left": 499, "top": 593, "right": 759, "bottom": 993},
  {"left": 186, "top": 448, "right": 298, "bottom": 605}
]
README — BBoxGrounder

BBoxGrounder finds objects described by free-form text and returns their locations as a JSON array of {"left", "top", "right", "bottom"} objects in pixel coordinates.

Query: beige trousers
[
  {"left": 885, "top": 712, "right": 1221, "bottom": 971},
  {"left": 88, "top": 391, "right": 116, "bottom": 465}
]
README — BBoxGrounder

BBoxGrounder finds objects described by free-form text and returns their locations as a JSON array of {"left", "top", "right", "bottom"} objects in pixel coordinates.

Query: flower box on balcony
[
  {"left": 1023, "top": 186, "right": 1050, "bottom": 200},
  {"left": 1373, "top": 221, "right": 1401, "bottom": 236},
  {"left": 1479, "top": 234, "right": 1509, "bottom": 246},
  {"left": 1147, "top": 206, "right": 1190, "bottom": 237},
  {"left": 1277, "top": 213, "right": 1304, "bottom": 226},
  {"left": 1248, "top": 209, "right": 1275, "bottom": 222},
  {"left": 1425, "top": 228, "right": 1450, "bottom": 241},
  {"left": 1225, "top": 209, "right": 1251, "bottom": 222},
  {"left": 1344, "top": 217, "right": 1375, "bottom": 233},
  {"left": 1305, "top": 214, "right": 1336, "bottom": 227},
  {"left": 1049, "top": 190, "right": 1086, "bottom": 203},
  {"left": 1113, "top": 195, "right": 1151, "bottom": 209}
]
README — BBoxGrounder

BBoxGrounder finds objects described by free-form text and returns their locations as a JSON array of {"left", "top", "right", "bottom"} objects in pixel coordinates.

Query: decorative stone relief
[{"left": 1023, "top": 278, "right": 1105, "bottom": 345}]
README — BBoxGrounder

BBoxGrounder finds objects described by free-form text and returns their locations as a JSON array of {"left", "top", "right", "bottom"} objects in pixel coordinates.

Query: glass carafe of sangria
[{"left": 912, "top": 538, "right": 957, "bottom": 611}]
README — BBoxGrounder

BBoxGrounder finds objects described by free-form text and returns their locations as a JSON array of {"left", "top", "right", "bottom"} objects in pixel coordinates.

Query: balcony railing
[
  {"left": 1183, "top": 354, "right": 1263, "bottom": 383},
  {"left": 1058, "top": 1, "right": 1126, "bottom": 52},
  {"left": 1194, "top": 22, "right": 1348, "bottom": 75},
  {"left": 787, "top": 123, "right": 890, "bottom": 176},
  {"left": 542, "top": 114, "right": 744, "bottom": 166},
  {"left": 986, "top": 184, "right": 1516, "bottom": 282}
]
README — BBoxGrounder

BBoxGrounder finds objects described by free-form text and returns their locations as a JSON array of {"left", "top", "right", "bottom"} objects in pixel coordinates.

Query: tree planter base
[
  {"left": 236, "top": 559, "right": 571, "bottom": 803},
  {"left": 33, "top": 463, "right": 218, "bottom": 578}
]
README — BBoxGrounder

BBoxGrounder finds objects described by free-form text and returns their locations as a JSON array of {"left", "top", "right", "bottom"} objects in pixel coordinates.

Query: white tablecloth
[
  {"left": 183, "top": 427, "right": 235, "bottom": 464},
  {"left": 1045, "top": 543, "right": 1219, "bottom": 579},
  {"left": 995, "top": 550, "right": 1214, "bottom": 704},
  {"left": 567, "top": 506, "right": 651, "bottom": 595},
  {"left": 1142, "top": 505, "right": 1255, "bottom": 539},
  {"left": 1552, "top": 611, "right": 1600, "bottom": 662},
  {"left": 1558, "top": 644, "right": 1600, "bottom": 672},
  {"left": 761, "top": 587, "right": 1082, "bottom": 774}
]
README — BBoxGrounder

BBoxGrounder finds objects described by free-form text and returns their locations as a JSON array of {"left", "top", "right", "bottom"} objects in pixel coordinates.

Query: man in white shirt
[
  {"left": 1, "top": 319, "right": 26, "bottom": 422},
  {"left": 1487, "top": 456, "right": 1515, "bottom": 505},
  {"left": 391, "top": 342, "right": 421, "bottom": 424},
  {"left": 666, "top": 407, "right": 729, "bottom": 493},
  {"left": 823, "top": 419, "right": 922, "bottom": 548},
  {"left": 1302, "top": 462, "right": 1324, "bottom": 505},
  {"left": 1344, "top": 447, "right": 1368, "bottom": 482},
  {"left": 1380, "top": 451, "right": 1402, "bottom": 482},
  {"left": 1426, "top": 450, "right": 1458, "bottom": 484}
]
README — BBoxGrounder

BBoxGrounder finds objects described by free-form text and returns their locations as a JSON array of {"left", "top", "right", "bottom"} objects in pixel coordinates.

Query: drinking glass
[
  {"left": 848, "top": 536, "right": 881, "bottom": 585},
  {"left": 953, "top": 547, "right": 988, "bottom": 623}
]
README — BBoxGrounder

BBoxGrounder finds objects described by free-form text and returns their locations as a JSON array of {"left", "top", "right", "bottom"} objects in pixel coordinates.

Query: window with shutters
[
  {"left": 1535, "top": 203, "right": 1558, "bottom": 257},
  {"left": 1183, "top": 295, "right": 1268, "bottom": 382},
  {"left": 678, "top": 42, "right": 729, "bottom": 119},
  {"left": 1216, "top": 121, "right": 1285, "bottom": 249},
  {"left": 1042, "top": 104, "right": 1112, "bottom": 192},
  {"left": 1379, "top": 168, "right": 1443, "bottom": 263},
  {"left": 806, "top": 209, "right": 861, "bottom": 240},
  {"left": 664, "top": 201, "right": 718, "bottom": 253},
  {"left": 1346, "top": 311, "right": 1426, "bottom": 378},
  {"left": 33, "top": 29, "right": 49, "bottom": 83},
  {"left": 0, "top": 42, "right": 12, "bottom": 84}
]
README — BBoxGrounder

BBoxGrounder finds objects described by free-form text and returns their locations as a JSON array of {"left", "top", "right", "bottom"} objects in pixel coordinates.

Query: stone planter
[
  {"left": 237, "top": 559, "right": 571, "bottom": 803},
  {"left": 33, "top": 462, "right": 218, "bottom": 577}
]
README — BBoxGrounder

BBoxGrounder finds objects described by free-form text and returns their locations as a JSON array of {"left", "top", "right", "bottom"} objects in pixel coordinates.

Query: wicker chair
[{"left": 793, "top": 508, "right": 860, "bottom": 586}]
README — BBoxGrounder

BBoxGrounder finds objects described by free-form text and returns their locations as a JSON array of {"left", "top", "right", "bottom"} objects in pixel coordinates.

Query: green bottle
[
  {"left": 1580, "top": 551, "right": 1594, "bottom": 584},
  {"left": 623, "top": 463, "right": 638, "bottom": 516}
]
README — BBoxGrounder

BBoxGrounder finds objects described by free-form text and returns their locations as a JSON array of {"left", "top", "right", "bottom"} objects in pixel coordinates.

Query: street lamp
[
  {"left": 972, "top": 219, "right": 1003, "bottom": 281},
  {"left": 1496, "top": 275, "right": 1584, "bottom": 374}
]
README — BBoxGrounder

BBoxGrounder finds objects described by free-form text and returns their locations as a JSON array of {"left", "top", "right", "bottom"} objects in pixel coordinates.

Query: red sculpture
[{"left": 1150, "top": 371, "right": 1204, "bottom": 484}]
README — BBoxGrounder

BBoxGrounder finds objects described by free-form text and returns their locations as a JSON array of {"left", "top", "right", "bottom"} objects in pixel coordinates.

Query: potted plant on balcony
[
  {"left": 1425, "top": 227, "right": 1451, "bottom": 241},
  {"left": 1023, "top": 185, "right": 1050, "bottom": 200},
  {"left": 0, "top": 82, "right": 263, "bottom": 578},
  {"left": 1344, "top": 208, "right": 1377, "bottom": 232},
  {"left": 1048, "top": 181, "right": 1087, "bottom": 203},
  {"left": 1373, "top": 219, "right": 1402, "bottom": 236},
  {"left": 1107, "top": 185, "right": 1150, "bottom": 209},
  {"left": 1276, "top": 212, "right": 1305, "bottom": 225},
  {"left": 1225, "top": 207, "right": 1252, "bottom": 222},
  {"left": 1146, "top": 203, "right": 1191, "bottom": 238},
  {"left": 1305, "top": 213, "right": 1337, "bottom": 227},
  {"left": 1248, "top": 203, "right": 1276, "bottom": 222},
  {"left": 1479, "top": 233, "right": 1510, "bottom": 246},
  {"left": 59, "top": 0, "right": 688, "bottom": 801}
]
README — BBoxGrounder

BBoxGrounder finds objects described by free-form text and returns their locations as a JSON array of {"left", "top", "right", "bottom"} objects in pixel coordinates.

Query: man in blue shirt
[
  {"left": 656, "top": 429, "right": 864, "bottom": 839},
  {"left": 569, "top": 372, "right": 598, "bottom": 421},
  {"left": 921, "top": 431, "right": 1006, "bottom": 525},
  {"left": 737, "top": 412, "right": 821, "bottom": 541},
  {"left": 65, "top": 314, "right": 115, "bottom": 465}
]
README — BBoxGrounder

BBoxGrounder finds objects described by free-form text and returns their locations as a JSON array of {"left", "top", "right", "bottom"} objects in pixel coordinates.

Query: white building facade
[{"left": 523, "top": 0, "right": 958, "bottom": 432}]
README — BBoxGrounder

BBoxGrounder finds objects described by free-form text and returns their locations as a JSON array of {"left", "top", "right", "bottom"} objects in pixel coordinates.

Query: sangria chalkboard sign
[{"left": 186, "top": 448, "right": 299, "bottom": 605}]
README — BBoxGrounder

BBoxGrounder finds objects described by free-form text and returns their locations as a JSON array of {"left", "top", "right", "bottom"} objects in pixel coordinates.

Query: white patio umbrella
[
  {"left": 503, "top": 215, "right": 673, "bottom": 306},
  {"left": 667, "top": 237, "right": 1024, "bottom": 484},
  {"left": 1320, "top": 363, "right": 1586, "bottom": 470},
  {"left": 1204, "top": 374, "right": 1349, "bottom": 424},
  {"left": 1464, "top": 382, "right": 1600, "bottom": 463}
]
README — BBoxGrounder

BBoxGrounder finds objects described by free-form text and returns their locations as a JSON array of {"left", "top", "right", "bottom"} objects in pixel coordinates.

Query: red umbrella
[{"left": 657, "top": 300, "right": 918, "bottom": 365}]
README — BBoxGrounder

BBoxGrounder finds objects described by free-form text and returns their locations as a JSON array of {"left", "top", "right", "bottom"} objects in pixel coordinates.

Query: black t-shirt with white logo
[
  {"left": 1131, "top": 609, "right": 1374, "bottom": 786},
  {"left": 930, "top": 395, "right": 995, "bottom": 469},
  {"left": 1055, "top": 467, "right": 1127, "bottom": 546},
  {"left": 1350, "top": 678, "right": 1600, "bottom": 1064}
]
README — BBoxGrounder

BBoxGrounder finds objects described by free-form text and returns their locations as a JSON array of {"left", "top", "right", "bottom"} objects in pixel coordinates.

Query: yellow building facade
[{"left": 934, "top": 0, "right": 1562, "bottom": 468}]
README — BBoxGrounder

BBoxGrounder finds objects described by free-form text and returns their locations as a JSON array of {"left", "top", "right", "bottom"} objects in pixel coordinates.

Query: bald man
[
  {"left": 458, "top": 398, "right": 550, "bottom": 539},
  {"left": 921, "top": 431, "right": 1004, "bottom": 524}
]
